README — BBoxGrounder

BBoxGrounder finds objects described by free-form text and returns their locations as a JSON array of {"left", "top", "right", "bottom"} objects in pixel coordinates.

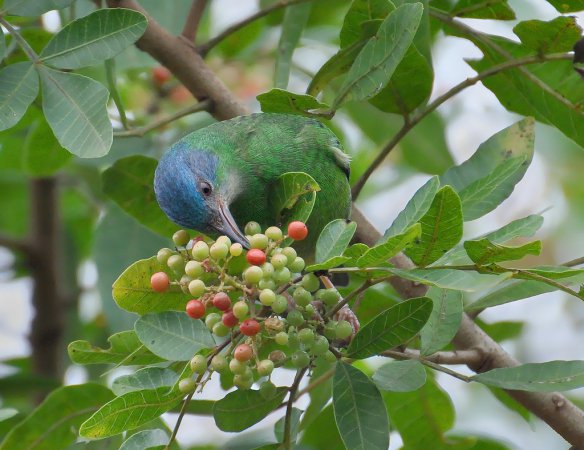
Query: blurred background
[{"left": 1, "top": 0, "right": 583, "bottom": 448}]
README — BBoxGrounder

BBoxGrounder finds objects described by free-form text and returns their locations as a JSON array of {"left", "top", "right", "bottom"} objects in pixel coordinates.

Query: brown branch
[
  {"left": 181, "top": 0, "right": 208, "bottom": 43},
  {"left": 0, "top": 233, "right": 32, "bottom": 255},
  {"left": 381, "top": 348, "right": 483, "bottom": 366}
]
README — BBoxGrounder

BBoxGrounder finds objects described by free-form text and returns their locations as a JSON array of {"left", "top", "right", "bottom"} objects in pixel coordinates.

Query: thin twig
[
  {"left": 181, "top": 0, "right": 208, "bottom": 43},
  {"left": 105, "top": 58, "right": 129, "bottom": 130},
  {"left": 563, "top": 256, "right": 584, "bottom": 267},
  {"left": 382, "top": 349, "right": 472, "bottom": 383},
  {"left": 283, "top": 367, "right": 307, "bottom": 449},
  {"left": 0, "top": 233, "right": 32, "bottom": 255},
  {"left": 296, "top": 366, "right": 335, "bottom": 399},
  {"left": 114, "top": 99, "right": 212, "bottom": 137},
  {"left": 325, "top": 279, "right": 374, "bottom": 319},
  {"left": 0, "top": 16, "right": 40, "bottom": 63},
  {"left": 381, "top": 348, "right": 483, "bottom": 366},
  {"left": 351, "top": 51, "right": 572, "bottom": 199},
  {"left": 198, "top": 0, "right": 315, "bottom": 56}
]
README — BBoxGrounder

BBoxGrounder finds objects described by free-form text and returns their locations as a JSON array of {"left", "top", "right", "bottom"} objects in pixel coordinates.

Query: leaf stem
[
  {"left": 105, "top": 58, "right": 129, "bottom": 130},
  {"left": 283, "top": 367, "right": 307, "bottom": 449},
  {"left": 382, "top": 349, "right": 472, "bottom": 383},
  {"left": 0, "top": 16, "right": 40, "bottom": 63}
]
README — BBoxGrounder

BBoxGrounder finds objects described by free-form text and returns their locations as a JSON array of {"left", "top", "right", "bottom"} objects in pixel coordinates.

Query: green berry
[
  {"left": 265, "top": 226, "right": 283, "bottom": 241},
  {"left": 287, "top": 330, "right": 300, "bottom": 350},
  {"left": 311, "top": 335, "right": 329, "bottom": 356},
  {"left": 286, "top": 309, "right": 304, "bottom": 327},
  {"left": 244, "top": 266, "right": 263, "bottom": 284},
  {"left": 324, "top": 321, "right": 338, "bottom": 340},
  {"left": 188, "top": 279, "right": 206, "bottom": 297},
  {"left": 178, "top": 377, "right": 196, "bottom": 394},
  {"left": 250, "top": 233, "right": 269, "bottom": 250},
  {"left": 190, "top": 354, "right": 207, "bottom": 374},
  {"left": 303, "top": 304, "right": 315, "bottom": 319},
  {"left": 258, "top": 278, "right": 276, "bottom": 290},
  {"left": 229, "top": 358, "right": 247, "bottom": 374},
  {"left": 293, "top": 287, "right": 312, "bottom": 307},
  {"left": 261, "top": 262, "right": 275, "bottom": 278},
  {"left": 291, "top": 350, "right": 310, "bottom": 368},
  {"left": 172, "top": 229, "right": 190, "bottom": 246},
  {"left": 301, "top": 273, "right": 320, "bottom": 292},
  {"left": 298, "top": 328, "right": 315, "bottom": 346},
  {"left": 210, "top": 242, "right": 229, "bottom": 260},
  {"left": 216, "top": 235, "right": 231, "bottom": 247},
  {"left": 274, "top": 267, "right": 291, "bottom": 284},
  {"left": 230, "top": 243, "right": 243, "bottom": 257},
  {"left": 259, "top": 289, "right": 276, "bottom": 306},
  {"left": 282, "top": 247, "right": 297, "bottom": 265},
  {"left": 156, "top": 248, "right": 174, "bottom": 265},
  {"left": 259, "top": 381, "right": 277, "bottom": 399},
  {"left": 211, "top": 354, "right": 228, "bottom": 372},
  {"left": 212, "top": 322, "right": 230, "bottom": 337},
  {"left": 271, "top": 295, "right": 288, "bottom": 314},
  {"left": 167, "top": 254, "right": 185, "bottom": 273},
  {"left": 244, "top": 221, "right": 262, "bottom": 236},
  {"left": 324, "top": 350, "right": 337, "bottom": 363},
  {"left": 271, "top": 253, "right": 288, "bottom": 270},
  {"left": 336, "top": 320, "right": 353, "bottom": 340},
  {"left": 288, "top": 257, "right": 305, "bottom": 273},
  {"left": 233, "top": 374, "right": 253, "bottom": 390},
  {"left": 205, "top": 312, "right": 222, "bottom": 330},
  {"left": 321, "top": 288, "right": 341, "bottom": 307},
  {"left": 191, "top": 241, "right": 210, "bottom": 261},
  {"left": 232, "top": 300, "right": 249, "bottom": 320},
  {"left": 185, "top": 260, "right": 204, "bottom": 278},
  {"left": 274, "top": 331, "right": 289, "bottom": 346},
  {"left": 257, "top": 359, "right": 275, "bottom": 377}
]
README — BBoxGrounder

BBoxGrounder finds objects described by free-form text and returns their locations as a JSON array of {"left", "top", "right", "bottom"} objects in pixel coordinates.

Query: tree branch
[
  {"left": 381, "top": 348, "right": 483, "bottom": 366},
  {"left": 181, "top": 0, "right": 208, "bottom": 43},
  {"left": 0, "top": 233, "right": 32, "bottom": 255}
]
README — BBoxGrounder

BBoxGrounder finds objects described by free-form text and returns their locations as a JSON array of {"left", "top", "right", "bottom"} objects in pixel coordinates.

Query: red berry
[
  {"left": 151, "top": 272, "right": 170, "bottom": 292},
  {"left": 287, "top": 221, "right": 308, "bottom": 241},
  {"left": 222, "top": 310, "right": 239, "bottom": 328},
  {"left": 186, "top": 299, "right": 206, "bottom": 319},
  {"left": 240, "top": 318, "right": 260, "bottom": 336},
  {"left": 246, "top": 248, "right": 266, "bottom": 266},
  {"left": 152, "top": 66, "right": 171, "bottom": 85},
  {"left": 234, "top": 343, "right": 253, "bottom": 362},
  {"left": 212, "top": 292, "right": 231, "bottom": 311}
]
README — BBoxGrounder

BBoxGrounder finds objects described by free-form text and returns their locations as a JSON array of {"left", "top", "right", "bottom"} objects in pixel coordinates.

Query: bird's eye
[{"left": 199, "top": 182, "right": 212, "bottom": 196}]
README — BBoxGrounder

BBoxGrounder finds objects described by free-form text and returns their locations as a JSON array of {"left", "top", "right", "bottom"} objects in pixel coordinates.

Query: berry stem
[{"left": 282, "top": 367, "right": 308, "bottom": 450}]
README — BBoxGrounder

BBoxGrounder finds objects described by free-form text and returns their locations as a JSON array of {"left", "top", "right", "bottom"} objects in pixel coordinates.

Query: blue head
[{"left": 154, "top": 141, "right": 248, "bottom": 246}]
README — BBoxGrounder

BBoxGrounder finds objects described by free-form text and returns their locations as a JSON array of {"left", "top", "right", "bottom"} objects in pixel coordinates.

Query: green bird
[{"left": 154, "top": 113, "right": 351, "bottom": 256}]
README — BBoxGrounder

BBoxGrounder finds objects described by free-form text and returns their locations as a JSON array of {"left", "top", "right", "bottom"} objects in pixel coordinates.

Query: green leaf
[
  {"left": 213, "top": 387, "right": 287, "bottom": 432},
  {"left": 300, "top": 358, "right": 333, "bottom": 430},
  {"left": 420, "top": 287, "right": 463, "bottom": 355},
  {"left": 112, "top": 256, "right": 187, "bottom": 315},
  {"left": 135, "top": 311, "right": 215, "bottom": 361},
  {"left": 440, "top": 118, "right": 534, "bottom": 220},
  {"left": 0, "top": 62, "right": 39, "bottom": 131},
  {"left": 545, "top": 0, "right": 584, "bottom": 13},
  {"left": 315, "top": 219, "right": 357, "bottom": 263},
  {"left": 339, "top": 0, "right": 394, "bottom": 48},
  {"left": 514, "top": 17, "right": 582, "bottom": 54},
  {"left": 450, "top": 0, "right": 515, "bottom": 20},
  {"left": 357, "top": 223, "right": 421, "bottom": 267},
  {"left": 257, "top": 89, "right": 330, "bottom": 117},
  {"left": 68, "top": 330, "right": 164, "bottom": 365},
  {"left": 333, "top": 362, "right": 389, "bottom": 450},
  {"left": 2, "top": 0, "right": 74, "bottom": 16},
  {"left": 332, "top": 3, "right": 423, "bottom": 109},
  {"left": 464, "top": 239, "right": 541, "bottom": 265},
  {"left": 40, "top": 9, "right": 147, "bottom": 69},
  {"left": 102, "top": 156, "right": 180, "bottom": 237},
  {"left": 382, "top": 176, "right": 439, "bottom": 239},
  {"left": 373, "top": 359, "right": 427, "bottom": 392},
  {"left": 274, "top": 2, "right": 311, "bottom": 89},
  {"left": 274, "top": 407, "right": 302, "bottom": 444},
  {"left": 389, "top": 267, "right": 512, "bottom": 291},
  {"left": 348, "top": 296, "right": 432, "bottom": 359},
  {"left": 38, "top": 66, "right": 112, "bottom": 158},
  {"left": 80, "top": 387, "right": 182, "bottom": 438},
  {"left": 268, "top": 171, "right": 320, "bottom": 246},
  {"left": 405, "top": 186, "right": 463, "bottom": 266},
  {"left": 305, "top": 256, "right": 351, "bottom": 272},
  {"left": 383, "top": 378, "right": 455, "bottom": 448},
  {"left": 472, "top": 361, "right": 584, "bottom": 392},
  {"left": 0, "top": 408, "right": 17, "bottom": 423},
  {"left": 0, "top": 384, "right": 113, "bottom": 450},
  {"left": 299, "top": 405, "right": 344, "bottom": 449},
  {"left": 22, "top": 117, "right": 71, "bottom": 176},
  {"left": 111, "top": 367, "right": 179, "bottom": 396},
  {"left": 119, "top": 429, "right": 168, "bottom": 450}
]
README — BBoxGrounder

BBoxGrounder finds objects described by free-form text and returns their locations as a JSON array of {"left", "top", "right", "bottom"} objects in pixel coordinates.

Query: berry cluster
[{"left": 149, "top": 221, "right": 354, "bottom": 393}]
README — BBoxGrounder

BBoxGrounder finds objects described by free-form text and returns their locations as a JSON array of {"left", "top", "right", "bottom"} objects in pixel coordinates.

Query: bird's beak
[{"left": 215, "top": 199, "right": 250, "bottom": 249}]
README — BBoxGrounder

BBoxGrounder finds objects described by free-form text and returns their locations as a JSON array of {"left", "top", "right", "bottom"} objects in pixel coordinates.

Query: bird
[{"left": 153, "top": 113, "right": 352, "bottom": 258}]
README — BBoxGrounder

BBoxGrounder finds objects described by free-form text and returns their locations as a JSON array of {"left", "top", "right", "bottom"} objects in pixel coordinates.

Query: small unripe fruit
[
  {"left": 233, "top": 374, "right": 253, "bottom": 390},
  {"left": 265, "top": 226, "right": 283, "bottom": 241},
  {"left": 190, "top": 354, "right": 207, "bottom": 374},
  {"left": 293, "top": 287, "right": 312, "bottom": 307},
  {"left": 246, "top": 248, "right": 267, "bottom": 266},
  {"left": 188, "top": 279, "right": 206, "bottom": 297},
  {"left": 336, "top": 320, "right": 353, "bottom": 340},
  {"left": 186, "top": 299, "right": 205, "bottom": 319},
  {"left": 212, "top": 322, "right": 230, "bottom": 337},
  {"left": 301, "top": 273, "right": 320, "bottom": 292},
  {"left": 205, "top": 312, "right": 221, "bottom": 330},
  {"left": 259, "top": 289, "right": 276, "bottom": 306},
  {"left": 210, "top": 242, "right": 229, "bottom": 260},
  {"left": 258, "top": 278, "right": 276, "bottom": 290},
  {"left": 233, "top": 300, "right": 249, "bottom": 320},
  {"left": 275, "top": 331, "right": 289, "bottom": 346},
  {"left": 271, "top": 295, "right": 288, "bottom": 314},
  {"left": 240, "top": 318, "right": 260, "bottom": 336},
  {"left": 269, "top": 350, "right": 287, "bottom": 365},
  {"left": 156, "top": 248, "right": 173, "bottom": 265},
  {"left": 229, "top": 357, "right": 247, "bottom": 374},
  {"left": 311, "top": 335, "right": 329, "bottom": 356},
  {"left": 288, "top": 257, "right": 305, "bottom": 273},
  {"left": 303, "top": 303, "right": 316, "bottom": 319},
  {"left": 167, "top": 254, "right": 185, "bottom": 273},
  {"left": 324, "top": 321, "right": 338, "bottom": 340},
  {"left": 256, "top": 359, "right": 274, "bottom": 376},
  {"left": 230, "top": 243, "right": 243, "bottom": 257},
  {"left": 271, "top": 253, "right": 288, "bottom": 270},
  {"left": 250, "top": 233, "right": 269, "bottom": 250},
  {"left": 191, "top": 241, "right": 210, "bottom": 261},
  {"left": 286, "top": 309, "right": 304, "bottom": 327},
  {"left": 234, "top": 343, "right": 253, "bottom": 362},
  {"left": 178, "top": 377, "right": 196, "bottom": 394},
  {"left": 274, "top": 267, "right": 291, "bottom": 284},
  {"left": 321, "top": 288, "right": 341, "bottom": 307},
  {"left": 244, "top": 221, "right": 261, "bottom": 236},
  {"left": 324, "top": 350, "right": 337, "bottom": 363},
  {"left": 244, "top": 266, "right": 263, "bottom": 284},
  {"left": 298, "top": 328, "right": 315, "bottom": 345},
  {"left": 291, "top": 350, "right": 310, "bottom": 368},
  {"left": 287, "top": 331, "right": 300, "bottom": 350},
  {"left": 287, "top": 221, "right": 308, "bottom": 241},
  {"left": 261, "top": 262, "right": 275, "bottom": 278},
  {"left": 259, "top": 380, "right": 277, "bottom": 399},
  {"left": 222, "top": 310, "right": 238, "bottom": 328},
  {"left": 185, "top": 260, "right": 204, "bottom": 278},
  {"left": 281, "top": 247, "right": 297, "bottom": 264},
  {"left": 150, "top": 272, "right": 170, "bottom": 292},
  {"left": 216, "top": 236, "right": 231, "bottom": 247},
  {"left": 179, "top": 275, "right": 192, "bottom": 294},
  {"left": 212, "top": 292, "right": 231, "bottom": 311},
  {"left": 211, "top": 354, "right": 228, "bottom": 372},
  {"left": 172, "top": 229, "right": 190, "bottom": 246}
]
